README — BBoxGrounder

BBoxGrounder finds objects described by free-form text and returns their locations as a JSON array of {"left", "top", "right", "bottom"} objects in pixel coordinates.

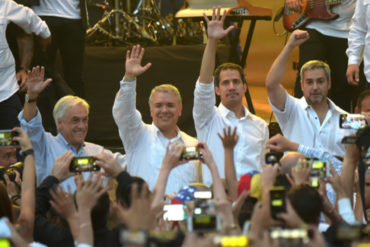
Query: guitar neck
[{"left": 325, "top": 0, "right": 343, "bottom": 6}]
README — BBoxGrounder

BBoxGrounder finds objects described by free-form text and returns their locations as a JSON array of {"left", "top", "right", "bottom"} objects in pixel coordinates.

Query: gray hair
[
  {"left": 53, "top": 95, "right": 90, "bottom": 131},
  {"left": 148, "top": 84, "right": 182, "bottom": 106},
  {"left": 300, "top": 60, "right": 331, "bottom": 82}
]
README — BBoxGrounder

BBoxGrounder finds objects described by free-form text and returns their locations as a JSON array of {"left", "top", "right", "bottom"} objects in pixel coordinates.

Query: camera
[
  {"left": 339, "top": 114, "right": 367, "bottom": 130},
  {"left": 69, "top": 156, "right": 100, "bottom": 172},
  {"left": 187, "top": 214, "right": 221, "bottom": 233},
  {"left": 163, "top": 204, "right": 186, "bottom": 221},
  {"left": 0, "top": 130, "right": 19, "bottom": 146},
  {"left": 181, "top": 146, "right": 203, "bottom": 161},
  {"left": 0, "top": 162, "right": 24, "bottom": 184},
  {"left": 265, "top": 151, "right": 284, "bottom": 164},
  {"left": 270, "top": 186, "right": 286, "bottom": 219},
  {"left": 342, "top": 125, "right": 370, "bottom": 148}
]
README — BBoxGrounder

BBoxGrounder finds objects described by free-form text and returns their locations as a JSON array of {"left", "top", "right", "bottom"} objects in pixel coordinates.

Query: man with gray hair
[
  {"left": 266, "top": 30, "right": 352, "bottom": 158},
  {"left": 112, "top": 45, "right": 198, "bottom": 194},
  {"left": 18, "top": 66, "right": 125, "bottom": 190}
]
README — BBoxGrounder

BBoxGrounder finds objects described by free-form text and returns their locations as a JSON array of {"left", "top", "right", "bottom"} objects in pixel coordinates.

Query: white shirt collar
[
  {"left": 218, "top": 102, "right": 250, "bottom": 120},
  {"left": 151, "top": 123, "right": 182, "bottom": 141},
  {"left": 299, "top": 96, "right": 344, "bottom": 114}
]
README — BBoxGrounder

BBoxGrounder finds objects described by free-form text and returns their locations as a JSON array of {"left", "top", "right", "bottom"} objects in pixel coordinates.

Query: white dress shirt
[
  {"left": 0, "top": 0, "right": 50, "bottom": 103},
  {"left": 112, "top": 79, "right": 198, "bottom": 195},
  {"left": 193, "top": 80, "right": 269, "bottom": 186},
  {"left": 270, "top": 92, "right": 352, "bottom": 158},
  {"left": 306, "top": 0, "right": 356, "bottom": 38},
  {"left": 346, "top": 0, "right": 370, "bottom": 83},
  {"left": 32, "top": 0, "right": 81, "bottom": 19}
]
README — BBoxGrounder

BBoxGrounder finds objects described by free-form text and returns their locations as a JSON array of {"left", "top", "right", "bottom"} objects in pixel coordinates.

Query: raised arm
[
  {"left": 13, "top": 128, "right": 35, "bottom": 242},
  {"left": 218, "top": 126, "right": 239, "bottom": 202},
  {"left": 112, "top": 45, "right": 152, "bottom": 149},
  {"left": 199, "top": 7, "right": 234, "bottom": 83},
  {"left": 151, "top": 142, "right": 186, "bottom": 214},
  {"left": 23, "top": 66, "right": 52, "bottom": 122},
  {"left": 266, "top": 30, "right": 309, "bottom": 111}
]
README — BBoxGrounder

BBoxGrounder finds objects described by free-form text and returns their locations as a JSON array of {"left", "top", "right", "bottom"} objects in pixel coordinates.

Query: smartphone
[
  {"left": 187, "top": 214, "right": 221, "bottom": 232},
  {"left": 265, "top": 152, "right": 284, "bottom": 164},
  {"left": 181, "top": 146, "right": 203, "bottom": 161},
  {"left": 340, "top": 114, "right": 367, "bottom": 130},
  {"left": 270, "top": 186, "right": 286, "bottom": 220},
  {"left": 69, "top": 156, "right": 100, "bottom": 172},
  {"left": 0, "top": 130, "right": 19, "bottom": 146},
  {"left": 194, "top": 190, "right": 212, "bottom": 199},
  {"left": 163, "top": 204, "right": 186, "bottom": 221},
  {"left": 310, "top": 160, "right": 330, "bottom": 178}
]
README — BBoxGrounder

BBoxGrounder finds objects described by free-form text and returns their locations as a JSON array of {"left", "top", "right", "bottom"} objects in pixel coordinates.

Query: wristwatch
[
  {"left": 22, "top": 149, "right": 34, "bottom": 159},
  {"left": 25, "top": 94, "right": 37, "bottom": 103}
]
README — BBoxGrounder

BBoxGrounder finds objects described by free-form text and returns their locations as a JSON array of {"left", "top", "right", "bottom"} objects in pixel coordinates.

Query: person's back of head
[
  {"left": 355, "top": 89, "right": 370, "bottom": 113},
  {"left": 287, "top": 184, "right": 322, "bottom": 225},
  {"left": 91, "top": 192, "right": 110, "bottom": 231},
  {"left": 116, "top": 176, "right": 146, "bottom": 208}
]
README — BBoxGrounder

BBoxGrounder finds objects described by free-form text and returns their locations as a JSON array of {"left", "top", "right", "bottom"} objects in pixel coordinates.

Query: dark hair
[
  {"left": 0, "top": 183, "right": 14, "bottom": 222},
  {"left": 91, "top": 193, "right": 110, "bottom": 231},
  {"left": 214, "top": 63, "right": 247, "bottom": 87},
  {"left": 287, "top": 185, "right": 322, "bottom": 225},
  {"left": 356, "top": 89, "right": 370, "bottom": 111},
  {"left": 116, "top": 176, "right": 146, "bottom": 208}
]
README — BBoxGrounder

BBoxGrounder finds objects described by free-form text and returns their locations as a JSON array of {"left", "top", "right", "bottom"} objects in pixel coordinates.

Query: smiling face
[
  {"left": 301, "top": 68, "right": 331, "bottom": 106},
  {"left": 215, "top": 69, "right": 247, "bottom": 108},
  {"left": 57, "top": 103, "right": 88, "bottom": 151},
  {"left": 150, "top": 91, "right": 182, "bottom": 134}
]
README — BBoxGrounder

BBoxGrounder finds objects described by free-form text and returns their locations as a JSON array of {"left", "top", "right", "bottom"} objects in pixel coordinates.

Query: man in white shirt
[
  {"left": 286, "top": 0, "right": 363, "bottom": 111},
  {"left": 346, "top": 0, "right": 370, "bottom": 87},
  {"left": 266, "top": 30, "right": 352, "bottom": 159},
  {"left": 112, "top": 45, "right": 198, "bottom": 195},
  {"left": 193, "top": 8, "right": 269, "bottom": 186},
  {"left": 0, "top": 0, "right": 51, "bottom": 129}
]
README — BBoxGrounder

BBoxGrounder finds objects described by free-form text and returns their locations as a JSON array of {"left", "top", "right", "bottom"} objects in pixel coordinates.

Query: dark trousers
[
  {"left": 40, "top": 16, "right": 85, "bottom": 98},
  {"left": 294, "top": 28, "right": 366, "bottom": 112},
  {"left": 0, "top": 93, "right": 22, "bottom": 129}
]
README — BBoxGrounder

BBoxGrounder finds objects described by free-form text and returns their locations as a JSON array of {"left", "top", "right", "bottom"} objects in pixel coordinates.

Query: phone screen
[
  {"left": 270, "top": 186, "right": 286, "bottom": 219},
  {"left": 0, "top": 130, "right": 18, "bottom": 146},
  {"left": 163, "top": 204, "right": 186, "bottom": 221},
  {"left": 340, "top": 114, "right": 366, "bottom": 129},
  {"left": 69, "top": 157, "right": 100, "bottom": 172}
]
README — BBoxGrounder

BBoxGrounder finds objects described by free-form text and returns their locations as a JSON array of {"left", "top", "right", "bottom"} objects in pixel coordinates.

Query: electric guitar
[{"left": 283, "top": 0, "right": 342, "bottom": 32}]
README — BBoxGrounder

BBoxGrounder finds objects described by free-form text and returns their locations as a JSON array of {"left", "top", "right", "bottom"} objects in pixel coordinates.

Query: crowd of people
[{"left": 1, "top": 0, "right": 370, "bottom": 246}]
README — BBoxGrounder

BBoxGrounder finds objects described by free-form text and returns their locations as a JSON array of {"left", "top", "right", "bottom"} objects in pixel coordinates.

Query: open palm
[
  {"left": 26, "top": 66, "right": 52, "bottom": 97},
  {"left": 125, "top": 45, "right": 152, "bottom": 78},
  {"left": 204, "top": 7, "right": 234, "bottom": 40}
]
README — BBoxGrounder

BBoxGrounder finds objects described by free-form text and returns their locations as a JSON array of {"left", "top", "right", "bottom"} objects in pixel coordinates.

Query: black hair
[
  {"left": 116, "top": 176, "right": 146, "bottom": 208},
  {"left": 214, "top": 63, "right": 247, "bottom": 87}
]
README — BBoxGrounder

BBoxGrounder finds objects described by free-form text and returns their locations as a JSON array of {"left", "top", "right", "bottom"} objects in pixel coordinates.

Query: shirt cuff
[
  {"left": 196, "top": 78, "right": 215, "bottom": 92},
  {"left": 18, "top": 109, "right": 42, "bottom": 129},
  {"left": 120, "top": 79, "right": 136, "bottom": 89},
  {"left": 338, "top": 197, "right": 359, "bottom": 225},
  {"left": 348, "top": 56, "right": 362, "bottom": 66}
]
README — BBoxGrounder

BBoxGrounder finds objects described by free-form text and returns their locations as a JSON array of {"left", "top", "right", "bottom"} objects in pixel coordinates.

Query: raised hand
[
  {"left": 94, "top": 152, "right": 123, "bottom": 178},
  {"left": 124, "top": 45, "right": 152, "bottom": 80},
  {"left": 26, "top": 66, "right": 52, "bottom": 98},
  {"left": 287, "top": 29, "right": 309, "bottom": 49},
  {"left": 161, "top": 142, "right": 186, "bottom": 170},
  {"left": 203, "top": 7, "right": 234, "bottom": 41},
  {"left": 11, "top": 127, "right": 32, "bottom": 151},
  {"left": 218, "top": 126, "right": 238, "bottom": 150},
  {"left": 50, "top": 185, "right": 76, "bottom": 219},
  {"left": 51, "top": 151, "right": 74, "bottom": 182},
  {"left": 76, "top": 173, "right": 109, "bottom": 210}
]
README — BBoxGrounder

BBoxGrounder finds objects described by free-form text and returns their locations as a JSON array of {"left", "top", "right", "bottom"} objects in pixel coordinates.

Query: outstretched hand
[
  {"left": 26, "top": 66, "right": 52, "bottom": 98},
  {"left": 124, "top": 45, "right": 152, "bottom": 80},
  {"left": 203, "top": 7, "right": 234, "bottom": 41},
  {"left": 218, "top": 126, "right": 238, "bottom": 150}
]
